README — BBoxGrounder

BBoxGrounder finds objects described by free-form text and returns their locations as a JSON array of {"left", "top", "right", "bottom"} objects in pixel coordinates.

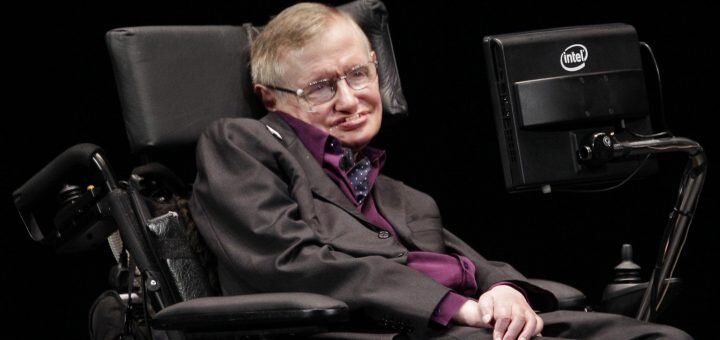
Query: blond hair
[{"left": 251, "top": 2, "right": 371, "bottom": 87}]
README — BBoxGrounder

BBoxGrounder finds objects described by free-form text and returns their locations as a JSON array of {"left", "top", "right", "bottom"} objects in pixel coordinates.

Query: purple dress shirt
[{"left": 277, "top": 112, "right": 477, "bottom": 325}]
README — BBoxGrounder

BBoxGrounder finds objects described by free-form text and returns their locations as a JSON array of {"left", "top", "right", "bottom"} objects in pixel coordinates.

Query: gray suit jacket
[{"left": 190, "top": 112, "right": 555, "bottom": 335}]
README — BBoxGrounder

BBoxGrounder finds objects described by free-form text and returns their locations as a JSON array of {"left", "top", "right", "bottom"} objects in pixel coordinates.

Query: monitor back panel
[{"left": 483, "top": 23, "right": 654, "bottom": 192}]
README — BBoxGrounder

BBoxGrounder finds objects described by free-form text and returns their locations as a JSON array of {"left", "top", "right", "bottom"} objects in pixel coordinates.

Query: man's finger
[
  {"left": 492, "top": 310, "right": 511, "bottom": 340},
  {"left": 478, "top": 294, "right": 495, "bottom": 325},
  {"left": 517, "top": 310, "right": 536, "bottom": 340}
]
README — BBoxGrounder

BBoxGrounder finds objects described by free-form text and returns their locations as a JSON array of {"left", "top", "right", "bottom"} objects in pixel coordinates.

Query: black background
[{"left": 3, "top": 1, "right": 716, "bottom": 338}]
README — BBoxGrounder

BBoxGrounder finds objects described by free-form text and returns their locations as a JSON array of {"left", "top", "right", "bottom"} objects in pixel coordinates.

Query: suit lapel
[{"left": 260, "top": 113, "right": 371, "bottom": 224}]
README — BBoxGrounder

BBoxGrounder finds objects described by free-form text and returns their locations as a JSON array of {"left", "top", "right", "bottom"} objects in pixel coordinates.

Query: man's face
[{"left": 275, "top": 19, "right": 382, "bottom": 152}]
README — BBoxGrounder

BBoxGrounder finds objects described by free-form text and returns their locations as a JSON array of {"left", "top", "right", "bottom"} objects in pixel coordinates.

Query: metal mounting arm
[{"left": 581, "top": 133, "right": 707, "bottom": 321}]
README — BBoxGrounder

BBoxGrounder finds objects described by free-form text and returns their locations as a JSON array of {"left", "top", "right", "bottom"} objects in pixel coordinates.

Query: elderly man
[{"left": 189, "top": 2, "right": 692, "bottom": 339}]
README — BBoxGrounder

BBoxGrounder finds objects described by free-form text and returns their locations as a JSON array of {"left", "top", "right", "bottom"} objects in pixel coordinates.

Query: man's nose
[{"left": 333, "top": 78, "right": 359, "bottom": 111}]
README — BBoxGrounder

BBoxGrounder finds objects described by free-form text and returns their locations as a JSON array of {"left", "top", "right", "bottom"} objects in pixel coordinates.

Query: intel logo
[{"left": 560, "top": 44, "right": 588, "bottom": 72}]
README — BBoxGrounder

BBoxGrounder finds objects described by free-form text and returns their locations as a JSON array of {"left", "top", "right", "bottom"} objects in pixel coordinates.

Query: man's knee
[
  {"left": 653, "top": 324, "right": 693, "bottom": 340},
  {"left": 540, "top": 310, "right": 694, "bottom": 339}
]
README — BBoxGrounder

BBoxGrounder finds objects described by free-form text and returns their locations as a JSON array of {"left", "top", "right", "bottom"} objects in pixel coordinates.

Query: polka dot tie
[{"left": 341, "top": 148, "right": 371, "bottom": 203}]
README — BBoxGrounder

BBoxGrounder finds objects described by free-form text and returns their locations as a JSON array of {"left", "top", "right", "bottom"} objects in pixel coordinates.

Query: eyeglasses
[{"left": 267, "top": 61, "right": 378, "bottom": 107}]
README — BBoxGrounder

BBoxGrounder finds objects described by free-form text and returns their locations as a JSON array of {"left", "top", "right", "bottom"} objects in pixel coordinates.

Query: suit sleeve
[
  {"left": 189, "top": 119, "right": 454, "bottom": 334},
  {"left": 442, "top": 229, "right": 558, "bottom": 312}
]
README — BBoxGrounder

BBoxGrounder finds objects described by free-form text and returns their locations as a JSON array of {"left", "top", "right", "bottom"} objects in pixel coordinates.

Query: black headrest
[
  {"left": 106, "top": 0, "right": 406, "bottom": 154},
  {"left": 338, "top": 0, "right": 407, "bottom": 114}
]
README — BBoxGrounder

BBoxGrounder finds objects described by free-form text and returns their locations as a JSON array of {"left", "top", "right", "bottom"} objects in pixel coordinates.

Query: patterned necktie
[{"left": 341, "top": 148, "right": 372, "bottom": 203}]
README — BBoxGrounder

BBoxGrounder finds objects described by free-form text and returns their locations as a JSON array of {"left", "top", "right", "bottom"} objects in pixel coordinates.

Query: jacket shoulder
[{"left": 199, "top": 117, "right": 286, "bottom": 149}]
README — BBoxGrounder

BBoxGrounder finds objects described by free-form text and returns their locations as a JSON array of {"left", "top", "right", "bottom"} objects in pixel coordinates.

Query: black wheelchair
[{"left": 13, "top": 1, "right": 598, "bottom": 338}]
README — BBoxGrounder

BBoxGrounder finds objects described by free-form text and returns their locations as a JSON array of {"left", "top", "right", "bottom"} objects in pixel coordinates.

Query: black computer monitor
[{"left": 483, "top": 23, "right": 656, "bottom": 193}]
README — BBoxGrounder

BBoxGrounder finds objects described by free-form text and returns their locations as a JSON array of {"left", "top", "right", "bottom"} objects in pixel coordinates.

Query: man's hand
[{"left": 451, "top": 285, "right": 543, "bottom": 340}]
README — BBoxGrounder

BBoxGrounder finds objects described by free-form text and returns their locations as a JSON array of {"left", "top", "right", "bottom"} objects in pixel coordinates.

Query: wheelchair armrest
[
  {"left": 528, "top": 278, "right": 587, "bottom": 310},
  {"left": 152, "top": 292, "right": 349, "bottom": 332},
  {"left": 14, "top": 143, "right": 107, "bottom": 214},
  {"left": 13, "top": 143, "right": 119, "bottom": 251}
]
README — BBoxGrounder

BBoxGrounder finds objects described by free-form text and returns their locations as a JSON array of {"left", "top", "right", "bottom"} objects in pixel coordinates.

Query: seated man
[{"left": 189, "top": 3, "right": 692, "bottom": 339}]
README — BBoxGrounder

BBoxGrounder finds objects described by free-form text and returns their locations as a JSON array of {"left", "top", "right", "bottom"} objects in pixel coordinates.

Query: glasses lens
[
  {"left": 301, "top": 63, "right": 376, "bottom": 106},
  {"left": 304, "top": 79, "right": 335, "bottom": 105},
  {"left": 345, "top": 64, "right": 374, "bottom": 90}
]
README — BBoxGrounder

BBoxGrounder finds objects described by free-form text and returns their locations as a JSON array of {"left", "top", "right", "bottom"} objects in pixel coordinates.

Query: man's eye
[
  {"left": 349, "top": 67, "right": 369, "bottom": 78},
  {"left": 307, "top": 80, "right": 332, "bottom": 92}
]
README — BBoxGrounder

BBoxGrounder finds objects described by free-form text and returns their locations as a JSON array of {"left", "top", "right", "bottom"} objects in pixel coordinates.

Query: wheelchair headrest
[{"left": 106, "top": 0, "right": 406, "bottom": 154}]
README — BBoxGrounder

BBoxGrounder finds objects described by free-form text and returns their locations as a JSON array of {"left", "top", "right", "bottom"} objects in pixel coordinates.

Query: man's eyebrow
[
  {"left": 305, "top": 69, "right": 337, "bottom": 84},
  {"left": 306, "top": 61, "right": 366, "bottom": 82}
]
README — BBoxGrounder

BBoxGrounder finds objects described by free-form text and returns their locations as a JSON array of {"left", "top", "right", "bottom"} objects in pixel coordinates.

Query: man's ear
[{"left": 254, "top": 84, "right": 278, "bottom": 111}]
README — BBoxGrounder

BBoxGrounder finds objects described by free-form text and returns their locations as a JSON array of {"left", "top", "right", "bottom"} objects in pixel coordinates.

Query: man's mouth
[
  {"left": 330, "top": 113, "right": 367, "bottom": 131},
  {"left": 344, "top": 113, "right": 361, "bottom": 122}
]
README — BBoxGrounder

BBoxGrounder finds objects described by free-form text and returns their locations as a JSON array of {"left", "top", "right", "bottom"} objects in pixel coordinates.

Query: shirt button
[
  {"left": 462, "top": 261, "right": 469, "bottom": 269},
  {"left": 378, "top": 230, "right": 390, "bottom": 239}
]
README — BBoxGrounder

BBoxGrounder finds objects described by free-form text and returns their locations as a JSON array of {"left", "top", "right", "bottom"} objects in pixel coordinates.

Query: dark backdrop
[{"left": 3, "top": 1, "right": 716, "bottom": 338}]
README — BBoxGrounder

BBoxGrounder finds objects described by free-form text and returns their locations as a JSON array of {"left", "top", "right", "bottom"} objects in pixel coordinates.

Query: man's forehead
[{"left": 284, "top": 49, "right": 369, "bottom": 84}]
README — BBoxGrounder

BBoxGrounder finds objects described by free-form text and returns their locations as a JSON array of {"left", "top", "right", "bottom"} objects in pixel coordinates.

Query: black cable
[
  {"left": 555, "top": 154, "right": 652, "bottom": 193},
  {"left": 639, "top": 41, "right": 673, "bottom": 137}
]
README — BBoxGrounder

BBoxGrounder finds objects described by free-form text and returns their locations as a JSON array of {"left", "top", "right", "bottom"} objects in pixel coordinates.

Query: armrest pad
[
  {"left": 527, "top": 278, "right": 587, "bottom": 310},
  {"left": 152, "top": 292, "right": 349, "bottom": 331}
]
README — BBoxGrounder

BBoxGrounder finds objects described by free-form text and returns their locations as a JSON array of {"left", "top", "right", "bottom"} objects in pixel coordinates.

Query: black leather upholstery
[
  {"left": 339, "top": 0, "right": 407, "bottom": 114},
  {"left": 106, "top": 25, "right": 253, "bottom": 153},
  {"left": 528, "top": 278, "right": 588, "bottom": 311},
  {"left": 152, "top": 293, "right": 348, "bottom": 331}
]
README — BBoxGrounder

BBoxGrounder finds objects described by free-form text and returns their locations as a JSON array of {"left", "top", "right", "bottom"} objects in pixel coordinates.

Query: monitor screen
[{"left": 483, "top": 23, "right": 656, "bottom": 192}]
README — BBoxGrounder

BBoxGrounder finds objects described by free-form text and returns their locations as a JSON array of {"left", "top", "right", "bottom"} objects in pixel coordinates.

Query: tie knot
[{"left": 339, "top": 148, "right": 355, "bottom": 171}]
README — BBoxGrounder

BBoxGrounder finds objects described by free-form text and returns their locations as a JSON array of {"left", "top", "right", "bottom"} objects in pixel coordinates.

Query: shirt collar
[
  {"left": 277, "top": 112, "right": 329, "bottom": 163},
  {"left": 276, "top": 111, "right": 386, "bottom": 168}
]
